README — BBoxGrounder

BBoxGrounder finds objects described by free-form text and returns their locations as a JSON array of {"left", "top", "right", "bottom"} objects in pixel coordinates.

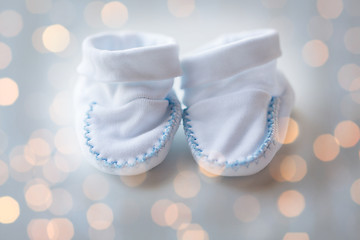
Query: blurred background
[{"left": 0, "top": 0, "right": 360, "bottom": 239}]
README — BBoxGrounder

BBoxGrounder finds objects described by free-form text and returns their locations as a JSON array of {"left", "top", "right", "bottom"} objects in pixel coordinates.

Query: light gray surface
[{"left": 0, "top": 0, "right": 360, "bottom": 239}]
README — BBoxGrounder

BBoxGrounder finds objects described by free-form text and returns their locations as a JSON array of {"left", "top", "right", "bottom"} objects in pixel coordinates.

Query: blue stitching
[
  {"left": 182, "top": 97, "right": 280, "bottom": 169},
  {"left": 84, "top": 96, "right": 180, "bottom": 168}
]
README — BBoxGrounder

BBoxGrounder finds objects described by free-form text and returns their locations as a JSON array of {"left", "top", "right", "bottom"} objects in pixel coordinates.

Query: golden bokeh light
[
  {"left": 83, "top": 174, "right": 110, "bottom": 201},
  {"left": 269, "top": 158, "right": 286, "bottom": 182},
  {"left": 27, "top": 219, "right": 50, "bottom": 240},
  {"left": 350, "top": 178, "right": 360, "bottom": 205},
  {"left": 198, "top": 166, "right": 221, "bottom": 178},
  {"left": 84, "top": 1, "right": 105, "bottom": 28},
  {"left": 344, "top": 27, "right": 360, "bottom": 54},
  {"left": 313, "top": 134, "right": 340, "bottom": 162},
  {"left": 233, "top": 195, "right": 261, "bottom": 222},
  {"left": 87, "top": 203, "right": 114, "bottom": 230},
  {"left": 10, "top": 154, "right": 33, "bottom": 173},
  {"left": 276, "top": 117, "right": 299, "bottom": 144},
  {"left": 168, "top": 0, "right": 195, "bottom": 18},
  {"left": 280, "top": 155, "right": 307, "bottom": 182},
  {"left": 337, "top": 64, "right": 360, "bottom": 91},
  {"left": 308, "top": 16, "right": 333, "bottom": 41},
  {"left": 42, "top": 24, "right": 70, "bottom": 53},
  {"left": 0, "top": 42, "right": 12, "bottom": 69},
  {"left": 49, "top": 188, "right": 73, "bottom": 216},
  {"left": 278, "top": 190, "right": 305, "bottom": 218},
  {"left": 317, "top": 0, "right": 343, "bottom": 19},
  {"left": 0, "top": 78, "right": 19, "bottom": 106},
  {"left": 0, "top": 10, "right": 23, "bottom": 37},
  {"left": 47, "top": 218, "right": 74, "bottom": 240},
  {"left": 27, "top": 137, "right": 52, "bottom": 161},
  {"left": 177, "top": 224, "right": 209, "bottom": 240},
  {"left": 54, "top": 127, "right": 78, "bottom": 155},
  {"left": 26, "top": 0, "right": 52, "bottom": 14},
  {"left": 334, "top": 120, "right": 360, "bottom": 148},
  {"left": 120, "top": 172, "right": 147, "bottom": 187},
  {"left": 101, "top": 1, "right": 128, "bottom": 28},
  {"left": 302, "top": 40, "right": 329, "bottom": 67},
  {"left": 32, "top": 27, "right": 48, "bottom": 53},
  {"left": 173, "top": 171, "right": 201, "bottom": 199},
  {"left": 165, "top": 203, "right": 192, "bottom": 230},
  {"left": 261, "top": 0, "right": 287, "bottom": 8},
  {"left": 0, "top": 196, "right": 20, "bottom": 224},
  {"left": 0, "top": 160, "right": 9, "bottom": 185},
  {"left": 25, "top": 183, "right": 53, "bottom": 211},
  {"left": 151, "top": 199, "right": 174, "bottom": 227},
  {"left": 283, "top": 232, "right": 310, "bottom": 240}
]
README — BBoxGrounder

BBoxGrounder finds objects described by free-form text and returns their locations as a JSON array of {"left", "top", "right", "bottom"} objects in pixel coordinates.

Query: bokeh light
[
  {"left": 87, "top": 203, "right": 114, "bottom": 230},
  {"left": 334, "top": 120, "right": 360, "bottom": 148},
  {"left": 233, "top": 195, "right": 261, "bottom": 222},
  {"left": 278, "top": 190, "right": 305, "bottom": 217},
  {"left": 0, "top": 42, "right": 12, "bottom": 69},
  {"left": 32, "top": 27, "right": 48, "bottom": 53},
  {"left": 173, "top": 171, "right": 201, "bottom": 198},
  {"left": 0, "top": 10, "right": 23, "bottom": 37},
  {"left": 317, "top": 0, "right": 343, "bottom": 19},
  {"left": 25, "top": 182, "right": 53, "bottom": 211},
  {"left": 151, "top": 199, "right": 174, "bottom": 227},
  {"left": 42, "top": 24, "right": 70, "bottom": 53},
  {"left": 49, "top": 188, "right": 73, "bottom": 216},
  {"left": 27, "top": 219, "right": 50, "bottom": 239},
  {"left": 313, "top": 134, "right": 340, "bottom": 162},
  {"left": 283, "top": 232, "right": 310, "bottom": 240},
  {"left": 302, "top": 40, "right": 329, "bottom": 67},
  {"left": 276, "top": 117, "right": 299, "bottom": 144},
  {"left": 120, "top": 172, "right": 147, "bottom": 187},
  {"left": 101, "top": 1, "right": 128, "bottom": 28},
  {"left": 47, "top": 218, "right": 74, "bottom": 240},
  {"left": 337, "top": 64, "right": 360, "bottom": 91},
  {"left": 42, "top": 159, "right": 69, "bottom": 184},
  {"left": 168, "top": 0, "right": 195, "bottom": 18},
  {"left": 280, "top": 155, "right": 307, "bottom": 182},
  {"left": 0, "top": 160, "right": 9, "bottom": 185},
  {"left": 350, "top": 178, "right": 360, "bottom": 205},
  {"left": 177, "top": 223, "right": 209, "bottom": 240},
  {"left": 83, "top": 174, "right": 110, "bottom": 201},
  {"left": 165, "top": 202, "right": 192, "bottom": 230},
  {"left": 0, "top": 78, "right": 19, "bottom": 106},
  {"left": 0, "top": 196, "right": 20, "bottom": 224},
  {"left": 344, "top": 27, "right": 360, "bottom": 54},
  {"left": 26, "top": 0, "right": 52, "bottom": 14}
]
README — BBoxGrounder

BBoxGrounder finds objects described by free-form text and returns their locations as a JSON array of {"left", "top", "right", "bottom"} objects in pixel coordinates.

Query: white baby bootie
[
  {"left": 181, "top": 29, "right": 295, "bottom": 176},
  {"left": 74, "top": 32, "right": 182, "bottom": 175}
]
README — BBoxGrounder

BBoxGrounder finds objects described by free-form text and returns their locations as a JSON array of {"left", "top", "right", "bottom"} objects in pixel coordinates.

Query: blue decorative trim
[
  {"left": 83, "top": 96, "right": 180, "bottom": 168},
  {"left": 182, "top": 97, "right": 280, "bottom": 168}
]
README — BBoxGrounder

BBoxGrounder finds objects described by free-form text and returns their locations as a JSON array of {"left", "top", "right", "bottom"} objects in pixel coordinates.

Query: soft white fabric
[
  {"left": 181, "top": 29, "right": 295, "bottom": 176},
  {"left": 74, "top": 31, "right": 182, "bottom": 175}
]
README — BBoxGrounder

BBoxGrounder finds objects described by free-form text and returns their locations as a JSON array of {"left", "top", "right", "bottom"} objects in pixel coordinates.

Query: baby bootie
[
  {"left": 181, "top": 29, "right": 295, "bottom": 176},
  {"left": 74, "top": 32, "right": 182, "bottom": 175}
]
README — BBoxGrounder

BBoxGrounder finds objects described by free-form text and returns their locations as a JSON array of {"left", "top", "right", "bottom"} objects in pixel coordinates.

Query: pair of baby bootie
[{"left": 74, "top": 29, "right": 294, "bottom": 177}]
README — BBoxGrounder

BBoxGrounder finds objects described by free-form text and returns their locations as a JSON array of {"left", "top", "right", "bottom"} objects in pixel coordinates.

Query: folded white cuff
[
  {"left": 181, "top": 29, "right": 281, "bottom": 89},
  {"left": 77, "top": 31, "right": 182, "bottom": 83}
]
